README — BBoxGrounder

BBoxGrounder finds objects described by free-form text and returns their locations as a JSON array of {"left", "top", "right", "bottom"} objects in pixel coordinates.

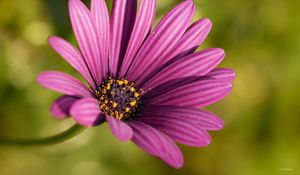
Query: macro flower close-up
[
  {"left": 2, "top": 0, "right": 299, "bottom": 174},
  {"left": 36, "top": 0, "right": 234, "bottom": 168}
]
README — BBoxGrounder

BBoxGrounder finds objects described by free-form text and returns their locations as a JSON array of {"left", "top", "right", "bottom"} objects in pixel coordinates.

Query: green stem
[{"left": 0, "top": 124, "right": 85, "bottom": 146}]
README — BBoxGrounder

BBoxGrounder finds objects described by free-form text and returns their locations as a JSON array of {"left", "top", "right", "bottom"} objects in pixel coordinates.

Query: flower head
[{"left": 37, "top": 0, "right": 235, "bottom": 168}]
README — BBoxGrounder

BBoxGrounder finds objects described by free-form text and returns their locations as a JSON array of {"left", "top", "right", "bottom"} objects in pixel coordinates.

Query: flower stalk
[{"left": 0, "top": 124, "right": 85, "bottom": 146}]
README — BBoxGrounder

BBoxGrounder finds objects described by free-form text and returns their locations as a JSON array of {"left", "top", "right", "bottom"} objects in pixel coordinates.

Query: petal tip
[
  {"left": 47, "top": 36, "right": 61, "bottom": 46},
  {"left": 68, "top": 0, "right": 75, "bottom": 7},
  {"left": 47, "top": 36, "right": 55, "bottom": 43},
  {"left": 200, "top": 18, "right": 212, "bottom": 30},
  {"left": 231, "top": 70, "right": 236, "bottom": 80},
  {"left": 106, "top": 116, "right": 133, "bottom": 142},
  {"left": 202, "top": 18, "right": 212, "bottom": 24},
  {"left": 206, "top": 138, "right": 211, "bottom": 145},
  {"left": 169, "top": 157, "right": 184, "bottom": 169},
  {"left": 50, "top": 104, "right": 67, "bottom": 119},
  {"left": 223, "top": 68, "right": 236, "bottom": 81},
  {"left": 216, "top": 118, "right": 225, "bottom": 130},
  {"left": 69, "top": 0, "right": 78, "bottom": 4},
  {"left": 68, "top": 0, "right": 84, "bottom": 13},
  {"left": 173, "top": 162, "right": 184, "bottom": 169},
  {"left": 70, "top": 98, "right": 103, "bottom": 127},
  {"left": 119, "top": 133, "right": 133, "bottom": 142},
  {"left": 211, "top": 48, "right": 225, "bottom": 57},
  {"left": 193, "top": 18, "right": 212, "bottom": 31},
  {"left": 36, "top": 72, "right": 46, "bottom": 85},
  {"left": 218, "top": 123, "right": 224, "bottom": 129},
  {"left": 184, "top": 0, "right": 195, "bottom": 6},
  {"left": 180, "top": 0, "right": 195, "bottom": 12},
  {"left": 187, "top": 1, "right": 196, "bottom": 13}
]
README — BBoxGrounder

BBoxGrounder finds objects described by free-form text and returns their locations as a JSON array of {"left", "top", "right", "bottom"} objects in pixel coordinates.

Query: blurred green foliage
[{"left": 1, "top": 0, "right": 300, "bottom": 175}]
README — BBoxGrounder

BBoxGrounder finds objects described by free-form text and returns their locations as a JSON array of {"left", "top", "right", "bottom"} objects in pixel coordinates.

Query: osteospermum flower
[{"left": 37, "top": 0, "right": 235, "bottom": 168}]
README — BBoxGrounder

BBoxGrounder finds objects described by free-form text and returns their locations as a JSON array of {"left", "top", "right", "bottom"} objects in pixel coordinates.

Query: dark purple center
[{"left": 96, "top": 77, "right": 142, "bottom": 120}]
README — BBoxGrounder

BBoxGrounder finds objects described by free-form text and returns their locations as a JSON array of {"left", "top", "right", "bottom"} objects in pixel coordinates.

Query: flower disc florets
[{"left": 96, "top": 77, "right": 143, "bottom": 120}]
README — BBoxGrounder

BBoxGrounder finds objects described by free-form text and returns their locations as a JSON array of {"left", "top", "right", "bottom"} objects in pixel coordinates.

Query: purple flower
[{"left": 37, "top": 0, "right": 235, "bottom": 168}]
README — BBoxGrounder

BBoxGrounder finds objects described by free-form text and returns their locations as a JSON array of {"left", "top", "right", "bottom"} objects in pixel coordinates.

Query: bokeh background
[{"left": 1, "top": 0, "right": 300, "bottom": 174}]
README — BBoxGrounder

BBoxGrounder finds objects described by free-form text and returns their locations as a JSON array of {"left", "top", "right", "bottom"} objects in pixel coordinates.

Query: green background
[{"left": 1, "top": 0, "right": 299, "bottom": 174}]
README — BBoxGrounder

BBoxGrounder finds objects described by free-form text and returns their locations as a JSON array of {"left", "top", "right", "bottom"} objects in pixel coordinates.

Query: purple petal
[
  {"left": 106, "top": 116, "right": 133, "bottom": 141},
  {"left": 51, "top": 95, "right": 80, "bottom": 119},
  {"left": 128, "top": 121, "right": 184, "bottom": 168},
  {"left": 142, "top": 105, "right": 224, "bottom": 131},
  {"left": 144, "top": 79, "right": 232, "bottom": 108},
  {"left": 137, "top": 116, "right": 211, "bottom": 147},
  {"left": 163, "top": 18, "right": 212, "bottom": 62},
  {"left": 91, "top": 0, "right": 110, "bottom": 76},
  {"left": 136, "top": 19, "right": 212, "bottom": 85},
  {"left": 110, "top": 0, "right": 137, "bottom": 76},
  {"left": 48, "top": 36, "right": 96, "bottom": 89},
  {"left": 126, "top": 1, "right": 195, "bottom": 82},
  {"left": 206, "top": 68, "right": 236, "bottom": 82},
  {"left": 69, "top": 0, "right": 103, "bottom": 84},
  {"left": 70, "top": 97, "right": 105, "bottom": 127},
  {"left": 119, "top": 0, "right": 156, "bottom": 77},
  {"left": 142, "top": 48, "right": 225, "bottom": 90},
  {"left": 37, "top": 71, "right": 93, "bottom": 97},
  {"left": 143, "top": 77, "right": 201, "bottom": 99}
]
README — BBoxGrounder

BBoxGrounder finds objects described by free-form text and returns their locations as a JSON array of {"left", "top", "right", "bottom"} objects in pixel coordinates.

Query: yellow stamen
[
  {"left": 130, "top": 87, "right": 135, "bottom": 92},
  {"left": 117, "top": 80, "right": 124, "bottom": 85},
  {"left": 116, "top": 114, "right": 122, "bottom": 120},
  {"left": 100, "top": 104, "right": 106, "bottom": 109},
  {"left": 106, "top": 83, "right": 111, "bottom": 90},
  {"left": 130, "top": 100, "right": 136, "bottom": 106},
  {"left": 134, "top": 92, "right": 140, "bottom": 97}
]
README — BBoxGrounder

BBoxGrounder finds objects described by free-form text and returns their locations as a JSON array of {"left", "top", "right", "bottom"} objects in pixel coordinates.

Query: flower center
[{"left": 96, "top": 77, "right": 142, "bottom": 120}]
